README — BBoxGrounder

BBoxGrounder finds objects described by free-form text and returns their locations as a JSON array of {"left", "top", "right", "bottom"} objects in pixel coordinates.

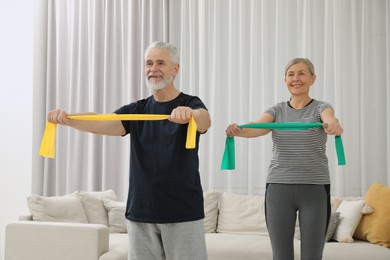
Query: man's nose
[{"left": 150, "top": 63, "right": 159, "bottom": 71}]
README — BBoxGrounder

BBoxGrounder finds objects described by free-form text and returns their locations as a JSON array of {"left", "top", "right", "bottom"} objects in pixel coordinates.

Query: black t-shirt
[{"left": 115, "top": 92, "right": 207, "bottom": 223}]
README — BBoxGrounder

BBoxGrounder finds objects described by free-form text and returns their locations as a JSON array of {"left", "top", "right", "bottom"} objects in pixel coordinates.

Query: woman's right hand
[
  {"left": 225, "top": 123, "right": 242, "bottom": 137},
  {"left": 47, "top": 109, "right": 70, "bottom": 125}
]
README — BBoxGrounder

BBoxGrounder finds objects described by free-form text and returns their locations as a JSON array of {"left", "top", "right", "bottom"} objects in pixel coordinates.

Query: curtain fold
[
  {"left": 42, "top": 0, "right": 168, "bottom": 200},
  {"left": 38, "top": 0, "right": 390, "bottom": 199}
]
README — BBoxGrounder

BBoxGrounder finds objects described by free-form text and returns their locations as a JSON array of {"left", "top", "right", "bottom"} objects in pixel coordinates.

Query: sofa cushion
[
  {"left": 206, "top": 233, "right": 301, "bottom": 260},
  {"left": 103, "top": 199, "right": 127, "bottom": 233},
  {"left": 99, "top": 233, "right": 128, "bottom": 260},
  {"left": 27, "top": 194, "right": 88, "bottom": 223},
  {"left": 354, "top": 182, "right": 390, "bottom": 248},
  {"left": 203, "top": 191, "right": 220, "bottom": 233},
  {"left": 72, "top": 189, "right": 117, "bottom": 225},
  {"left": 332, "top": 200, "right": 365, "bottom": 242},
  {"left": 323, "top": 239, "right": 390, "bottom": 260},
  {"left": 217, "top": 193, "right": 267, "bottom": 235}
]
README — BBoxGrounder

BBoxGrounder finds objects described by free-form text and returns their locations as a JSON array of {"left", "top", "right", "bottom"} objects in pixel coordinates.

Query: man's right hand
[{"left": 47, "top": 109, "right": 70, "bottom": 125}]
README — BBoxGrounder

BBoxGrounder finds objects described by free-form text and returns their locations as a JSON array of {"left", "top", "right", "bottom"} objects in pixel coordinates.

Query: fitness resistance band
[
  {"left": 220, "top": 122, "right": 346, "bottom": 170},
  {"left": 39, "top": 114, "right": 197, "bottom": 158}
]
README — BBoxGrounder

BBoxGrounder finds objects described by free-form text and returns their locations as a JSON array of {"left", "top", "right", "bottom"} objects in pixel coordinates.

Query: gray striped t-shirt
[{"left": 265, "top": 100, "right": 332, "bottom": 185}]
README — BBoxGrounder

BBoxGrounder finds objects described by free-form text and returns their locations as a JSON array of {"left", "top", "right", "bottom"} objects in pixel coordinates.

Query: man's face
[{"left": 145, "top": 48, "right": 178, "bottom": 90}]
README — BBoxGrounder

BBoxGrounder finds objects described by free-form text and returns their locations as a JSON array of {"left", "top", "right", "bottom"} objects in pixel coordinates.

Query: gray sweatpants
[
  {"left": 265, "top": 183, "right": 330, "bottom": 260},
  {"left": 126, "top": 219, "right": 208, "bottom": 260}
]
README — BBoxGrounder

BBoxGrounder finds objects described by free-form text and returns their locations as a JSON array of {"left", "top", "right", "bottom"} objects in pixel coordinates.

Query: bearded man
[{"left": 47, "top": 41, "right": 211, "bottom": 260}]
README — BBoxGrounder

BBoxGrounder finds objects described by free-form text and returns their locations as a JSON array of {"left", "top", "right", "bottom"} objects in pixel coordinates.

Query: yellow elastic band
[
  {"left": 39, "top": 114, "right": 197, "bottom": 158},
  {"left": 68, "top": 114, "right": 169, "bottom": 121}
]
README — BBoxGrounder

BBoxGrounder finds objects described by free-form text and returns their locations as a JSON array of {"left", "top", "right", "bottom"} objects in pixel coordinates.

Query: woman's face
[{"left": 284, "top": 62, "right": 316, "bottom": 96}]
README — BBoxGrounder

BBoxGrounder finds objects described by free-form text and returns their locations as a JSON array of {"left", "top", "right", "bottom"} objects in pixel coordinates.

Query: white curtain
[
  {"left": 38, "top": 0, "right": 168, "bottom": 200},
  {"left": 35, "top": 0, "right": 390, "bottom": 199},
  {"left": 169, "top": 0, "right": 390, "bottom": 196}
]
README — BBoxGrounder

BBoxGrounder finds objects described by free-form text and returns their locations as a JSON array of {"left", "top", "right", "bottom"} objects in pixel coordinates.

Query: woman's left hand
[{"left": 323, "top": 118, "right": 343, "bottom": 136}]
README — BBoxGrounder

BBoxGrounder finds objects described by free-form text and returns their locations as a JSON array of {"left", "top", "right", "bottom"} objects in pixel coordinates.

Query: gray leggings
[{"left": 265, "top": 183, "right": 330, "bottom": 260}]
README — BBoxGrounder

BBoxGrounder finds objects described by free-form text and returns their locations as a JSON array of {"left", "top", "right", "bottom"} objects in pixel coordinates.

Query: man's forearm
[
  {"left": 66, "top": 119, "right": 125, "bottom": 136},
  {"left": 193, "top": 108, "right": 211, "bottom": 133}
]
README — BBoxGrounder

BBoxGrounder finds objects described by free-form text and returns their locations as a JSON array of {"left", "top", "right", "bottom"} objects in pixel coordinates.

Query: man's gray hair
[
  {"left": 145, "top": 41, "right": 180, "bottom": 64},
  {"left": 284, "top": 58, "right": 315, "bottom": 76}
]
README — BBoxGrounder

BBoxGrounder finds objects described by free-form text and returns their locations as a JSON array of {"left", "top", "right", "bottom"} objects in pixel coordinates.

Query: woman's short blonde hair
[{"left": 284, "top": 58, "right": 315, "bottom": 76}]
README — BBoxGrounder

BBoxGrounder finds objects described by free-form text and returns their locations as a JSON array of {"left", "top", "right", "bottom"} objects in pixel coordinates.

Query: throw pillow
[
  {"left": 103, "top": 199, "right": 127, "bottom": 233},
  {"left": 294, "top": 211, "right": 340, "bottom": 242},
  {"left": 217, "top": 193, "right": 267, "bottom": 235},
  {"left": 331, "top": 197, "right": 342, "bottom": 212},
  {"left": 27, "top": 194, "right": 88, "bottom": 223},
  {"left": 203, "top": 191, "right": 219, "bottom": 233},
  {"left": 354, "top": 182, "right": 390, "bottom": 248},
  {"left": 325, "top": 211, "right": 341, "bottom": 242},
  {"left": 332, "top": 200, "right": 365, "bottom": 242},
  {"left": 72, "top": 189, "right": 118, "bottom": 225}
]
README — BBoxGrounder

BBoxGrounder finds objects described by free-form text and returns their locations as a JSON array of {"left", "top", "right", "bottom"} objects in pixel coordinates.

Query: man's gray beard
[{"left": 146, "top": 76, "right": 173, "bottom": 91}]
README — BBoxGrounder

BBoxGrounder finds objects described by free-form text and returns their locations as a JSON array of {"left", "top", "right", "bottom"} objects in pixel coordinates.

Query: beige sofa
[
  {"left": 203, "top": 191, "right": 390, "bottom": 260},
  {"left": 5, "top": 190, "right": 129, "bottom": 260},
  {"left": 5, "top": 188, "right": 390, "bottom": 260}
]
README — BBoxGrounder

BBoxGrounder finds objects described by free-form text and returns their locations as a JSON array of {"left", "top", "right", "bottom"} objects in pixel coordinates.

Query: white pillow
[
  {"left": 103, "top": 199, "right": 127, "bottom": 233},
  {"left": 27, "top": 194, "right": 88, "bottom": 223},
  {"left": 217, "top": 193, "right": 267, "bottom": 235},
  {"left": 203, "top": 191, "right": 220, "bottom": 233},
  {"left": 72, "top": 189, "right": 117, "bottom": 225},
  {"left": 332, "top": 200, "right": 365, "bottom": 242}
]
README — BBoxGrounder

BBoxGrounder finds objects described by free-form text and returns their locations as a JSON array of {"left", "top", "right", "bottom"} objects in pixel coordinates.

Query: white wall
[{"left": 0, "top": 0, "right": 33, "bottom": 259}]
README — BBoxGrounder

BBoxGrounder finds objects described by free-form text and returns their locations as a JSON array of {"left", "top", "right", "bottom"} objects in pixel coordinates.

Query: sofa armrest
[{"left": 5, "top": 221, "right": 109, "bottom": 260}]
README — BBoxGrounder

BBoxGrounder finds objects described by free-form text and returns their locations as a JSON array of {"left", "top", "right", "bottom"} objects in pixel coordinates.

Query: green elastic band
[
  {"left": 335, "top": 135, "right": 346, "bottom": 165},
  {"left": 221, "top": 122, "right": 346, "bottom": 170}
]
